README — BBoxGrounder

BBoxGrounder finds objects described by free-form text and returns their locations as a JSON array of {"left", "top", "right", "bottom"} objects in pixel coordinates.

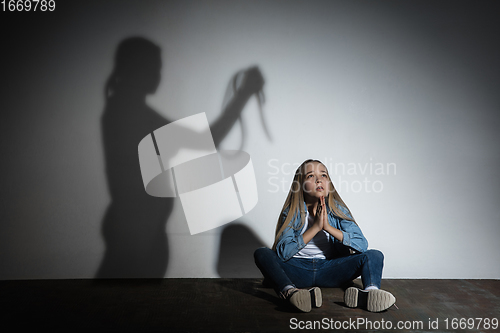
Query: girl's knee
[
  {"left": 366, "top": 249, "right": 384, "bottom": 263},
  {"left": 254, "top": 247, "right": 272, "bottom": 262}
]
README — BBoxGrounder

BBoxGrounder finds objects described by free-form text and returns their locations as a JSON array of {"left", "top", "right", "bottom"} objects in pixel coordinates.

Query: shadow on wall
[
  {"left": 217, "top": 223, "right": 266, "bottom": 278},
  {"left": 96, "top": 37, "right": 172, "bottom": 278},
  {"left": 96, "top": 36, "right": 265, "bottom": 278}
]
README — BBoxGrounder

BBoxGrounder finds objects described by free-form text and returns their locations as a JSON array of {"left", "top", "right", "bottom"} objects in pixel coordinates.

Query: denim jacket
[{"left": 275, "top": 201, "right": 368, "bottom": 261}]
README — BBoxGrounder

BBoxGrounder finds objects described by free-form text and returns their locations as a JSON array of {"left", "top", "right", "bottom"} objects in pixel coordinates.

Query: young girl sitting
[{"left": 254, "top": 159, "right": 395, "bottom": 312}]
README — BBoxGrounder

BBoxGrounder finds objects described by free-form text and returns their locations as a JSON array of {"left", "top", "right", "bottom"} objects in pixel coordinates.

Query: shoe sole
[
  {"left": 344, "top": 287, "right": 359, "bottom": 308},
  {"left": 289, "top": 289, "right": 312, "bottom": 312},
  {"left": 344, "top": 287, "right": 396, "bottom": 312},
  {"left": 309, "top": 287, "right": 322, "bottom": 308},
  {"left": 366, "top": 289, "right": 396, "bottom": 312}
]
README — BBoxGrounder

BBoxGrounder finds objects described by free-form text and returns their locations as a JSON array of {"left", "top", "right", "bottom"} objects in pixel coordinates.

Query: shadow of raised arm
[{"left": 210, "top": 66, "right": 265, "bottom": 148}]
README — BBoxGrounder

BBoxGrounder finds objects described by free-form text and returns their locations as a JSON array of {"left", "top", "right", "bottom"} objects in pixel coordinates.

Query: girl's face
[{"left": 302, "top": 162, "right": 331, "bottom": 201}]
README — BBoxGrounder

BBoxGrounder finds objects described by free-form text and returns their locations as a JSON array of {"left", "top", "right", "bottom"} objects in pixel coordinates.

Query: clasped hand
[{"left": 313, "top": 196, "right": 329, "bottom": 232}]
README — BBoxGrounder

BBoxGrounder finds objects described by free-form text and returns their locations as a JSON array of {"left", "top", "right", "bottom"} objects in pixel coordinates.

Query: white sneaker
[
  {"left": 282, "top": 288, "right": 312, "bottom": 312},
  {"left": 344, "top": 287, "right": 396, "bottom": 312},
  {"left": 309, "top": 287, "right": 322, "bottom": 308}
]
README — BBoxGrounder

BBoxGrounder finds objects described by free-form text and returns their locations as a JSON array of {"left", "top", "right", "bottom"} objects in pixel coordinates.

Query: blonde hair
[{"left": 272, "top": 159, "right": 356, "bottom": 250}]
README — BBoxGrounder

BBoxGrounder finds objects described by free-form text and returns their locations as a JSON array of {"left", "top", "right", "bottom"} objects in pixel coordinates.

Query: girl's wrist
[
  {"left": 326, "top": 225, "right": 343, "bottom": 241},
  {"left": 312, "top": 223, "right": 322, "bottom": 233}
]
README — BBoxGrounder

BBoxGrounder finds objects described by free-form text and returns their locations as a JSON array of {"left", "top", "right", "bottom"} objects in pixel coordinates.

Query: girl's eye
[
  {"left": 322, "top": 174, "right": 327, "bottom": 177},
  {"left": 307, "top": 175, "right": 313, "bottom": 178}
]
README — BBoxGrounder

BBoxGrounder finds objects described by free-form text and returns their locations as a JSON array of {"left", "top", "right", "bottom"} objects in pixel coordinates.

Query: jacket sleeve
[
  {"left": 274, "top": 211, "right": 306, "bottom": 261},
  {"left": 334, "top": 205, "right": 368, "bottom": 253}
]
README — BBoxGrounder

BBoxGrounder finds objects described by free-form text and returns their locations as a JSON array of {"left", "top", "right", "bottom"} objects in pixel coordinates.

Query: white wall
[{"left": 1, "top": 0, "right": 499, "bottom": 279}]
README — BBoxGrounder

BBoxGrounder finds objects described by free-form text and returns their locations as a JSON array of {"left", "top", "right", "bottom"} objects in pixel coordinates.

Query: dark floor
[{"left": 1, "top": 279, "right": 499, "bottom": 332}]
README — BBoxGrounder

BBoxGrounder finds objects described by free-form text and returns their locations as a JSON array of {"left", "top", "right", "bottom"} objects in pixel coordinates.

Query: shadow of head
[{"left": 106, "top": 37, "right": 162, "bottom": 97}]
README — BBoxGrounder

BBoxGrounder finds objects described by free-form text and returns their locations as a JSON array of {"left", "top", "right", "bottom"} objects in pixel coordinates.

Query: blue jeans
[{"left": 254, "top": 247, "right": 384, "bottom": 292}]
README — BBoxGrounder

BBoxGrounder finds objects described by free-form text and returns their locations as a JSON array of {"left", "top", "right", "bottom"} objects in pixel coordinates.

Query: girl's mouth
[{"left": 316, "top": 186, "right": 323, "bottom": 191}]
